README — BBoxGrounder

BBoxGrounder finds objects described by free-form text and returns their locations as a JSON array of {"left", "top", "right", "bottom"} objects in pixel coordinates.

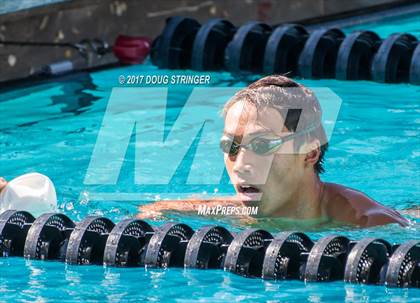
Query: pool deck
[{"left": 0, "top": 0, "right": 417, "bottom": 84}]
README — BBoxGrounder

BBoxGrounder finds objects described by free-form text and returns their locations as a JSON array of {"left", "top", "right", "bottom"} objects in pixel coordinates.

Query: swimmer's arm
[
  {"left": 137, "top": 197, "right": 241, "bottom": 219},
  {"left": 362, "top": 207, "right": 410, "bottom": 227},
  {"left": 329, "top": 201, "right": 409, "bottom": 227},
  {"left": 400, "top": 206, "right": 420, "bottom": 218},
  {"left": 0, "top": 177, "right": 7, "bottom": 193},
  {"left": 325, "top": 183, "right": 410, "bottom": 227}
]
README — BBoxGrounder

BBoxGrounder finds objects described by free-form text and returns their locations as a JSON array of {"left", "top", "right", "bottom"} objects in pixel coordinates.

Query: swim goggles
[{"left": 220, "top": 123, "right": 320, "bottom": 156}]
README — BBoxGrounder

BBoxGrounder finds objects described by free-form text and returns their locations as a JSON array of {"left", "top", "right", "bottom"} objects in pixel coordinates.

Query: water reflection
[{"left": 51, "top": 73, "right": 100, "bottom": 115}]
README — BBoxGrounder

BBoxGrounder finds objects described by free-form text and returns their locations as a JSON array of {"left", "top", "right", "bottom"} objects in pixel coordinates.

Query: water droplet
[
  {"left": 65, "top": 202, "right": 74, "bottom": 211},
  {"left": 80, "top": 191, "right": 90, "bottom": 205}
]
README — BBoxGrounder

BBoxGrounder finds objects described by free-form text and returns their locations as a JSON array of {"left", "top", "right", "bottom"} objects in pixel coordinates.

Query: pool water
[
  {"left": 1, "top": 13, "right": 420, "bottom": 303},
  {"left": 343, "top": 11, "right": 420, "bottom": 38}
]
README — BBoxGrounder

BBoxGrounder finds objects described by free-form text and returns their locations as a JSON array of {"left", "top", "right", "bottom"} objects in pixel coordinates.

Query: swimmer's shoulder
[{"left": 322, "top": 182, "right": 409, "bottom": 227}]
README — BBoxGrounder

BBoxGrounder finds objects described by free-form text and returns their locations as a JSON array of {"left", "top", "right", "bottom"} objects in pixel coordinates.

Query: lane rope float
[
  {"left": 184, "top": 225, "right": 233, "bottom": 269},
  {"left": 151, "top": 16, "right": 201, "bottom": 69},
  {"left": 371, "top": 33, "right": 418, "bottom": 83},
  {"left": 23, "top": 213, "right": 75, "bottom": 261},
  {"left": 144, "top": 223, "right": 194, "bottom": 268},
  {"left": 409, "top": 42, "right": 420, "bottom": 85},
  {"left": 65, "top": 216, "right": 114, "bottom": 265},
  {"left": 298, "top": 28, "right": 345, "bottom": 79},
  {"left": 262, "top": 231, "right": 313, "bottom": 280},
  {"left": 223, "top": 228, "right": 273, "bottom": 277},
  {"left": 191, "top": 19, "right": 236, "bottom": 71},
  {"left": 335, "top": 30, "right": 381, "bottom": 80},
  {"left": 0, "top": 210, "right": 35, "bottom": 257},
  {"left": 344, "top": 237, "right": 392, "bottom": 285},
  {"left": 263, "top": 24, "right": 308, "bottom": 75},
  {"left": 303, "top": 235, "right": 350, "bottom": 282},
  {"left": 385, "top": 240, "right": 420, "bottom": 288},
  {"left": 103, "top": 219, "right": 154, "bottom": 267},
  {"left": 224, "top": 21, "right": 272, "bottom": 75}
]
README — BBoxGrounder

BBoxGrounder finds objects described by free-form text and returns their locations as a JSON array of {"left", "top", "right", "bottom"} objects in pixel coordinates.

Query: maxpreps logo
[{"left": 83, "top": 86, "right": 342, "bottom": 202}]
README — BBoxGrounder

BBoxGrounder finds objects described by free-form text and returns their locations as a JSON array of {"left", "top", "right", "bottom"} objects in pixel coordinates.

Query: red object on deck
[{"left": 113, "top": 35, "right": 152, "bottom": 64}]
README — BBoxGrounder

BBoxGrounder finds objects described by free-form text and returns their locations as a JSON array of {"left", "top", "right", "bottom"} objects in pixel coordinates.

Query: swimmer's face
[{"left": 223, "top": 101, "right": 307, "bottom": 215}]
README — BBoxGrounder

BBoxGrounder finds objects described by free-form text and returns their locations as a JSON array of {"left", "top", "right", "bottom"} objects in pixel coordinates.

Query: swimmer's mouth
[
  {"left": 236, "top": 184, "right": 262, "bottom": 202},
  {"left": 237, "top": 184, "right": 261, "bottom": 194}
]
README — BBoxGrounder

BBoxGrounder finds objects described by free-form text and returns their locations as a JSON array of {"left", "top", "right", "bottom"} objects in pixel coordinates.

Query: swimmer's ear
[{"left": 304, "top": 139, "right": 321, "bottom": 167}]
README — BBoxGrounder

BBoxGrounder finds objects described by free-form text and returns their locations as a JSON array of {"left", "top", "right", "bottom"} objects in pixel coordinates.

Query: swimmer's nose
[{"left": 232, "top": 149, "right": 253, "bottom": 176}]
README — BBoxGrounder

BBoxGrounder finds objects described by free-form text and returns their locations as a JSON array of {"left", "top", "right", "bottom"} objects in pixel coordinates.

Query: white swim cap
[{"left": 0, "top": 173, "right": 57, "bottom": 216}]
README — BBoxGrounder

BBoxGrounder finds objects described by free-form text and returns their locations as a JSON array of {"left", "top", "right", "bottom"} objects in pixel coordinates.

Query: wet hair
[{"left": 222, "top": 75, "right": 328, "bottom": 174}]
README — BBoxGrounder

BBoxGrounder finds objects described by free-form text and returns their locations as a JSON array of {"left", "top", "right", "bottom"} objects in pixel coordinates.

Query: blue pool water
[
  {"left": 1, "top": 13, "right": 420, "bottom": 303},
  {"left": 343, "top": 11, "right": 420, "bottom": 38}
]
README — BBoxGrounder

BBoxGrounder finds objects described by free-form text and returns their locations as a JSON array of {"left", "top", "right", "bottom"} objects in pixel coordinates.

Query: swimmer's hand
[
  {"left": 0, "top": 177, "right": 8, "bottom": 193},
  {"left": 400, "top": 206, "right": 420, "bottom": 219},
  {"left": 137, "top": 197, "right": 244, "bottom": 219}
]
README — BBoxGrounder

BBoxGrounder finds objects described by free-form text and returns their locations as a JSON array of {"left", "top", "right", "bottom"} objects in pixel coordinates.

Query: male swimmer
[{"left": 138, "top": 75, "right": 409, "bottom": 228}]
